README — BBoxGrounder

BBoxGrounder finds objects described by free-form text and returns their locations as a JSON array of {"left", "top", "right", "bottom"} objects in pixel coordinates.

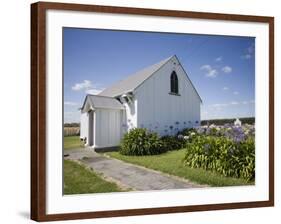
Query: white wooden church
[{"left": 80, "top": 55, "right": 202, "bottom": 150}]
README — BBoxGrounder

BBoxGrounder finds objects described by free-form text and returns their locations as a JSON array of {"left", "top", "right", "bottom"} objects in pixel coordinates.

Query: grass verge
[
  {"left": 106, "top": 149, "right": 254, "bottom": 187},
  {"left": 64, "top": 136, "right": 83, "bottom": 150},
  {"left": 64, "top": 160, "right": 124, "bottom": 194}
]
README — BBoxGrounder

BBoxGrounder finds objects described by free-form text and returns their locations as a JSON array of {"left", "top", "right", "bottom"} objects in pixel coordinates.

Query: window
[{"left": 170, "top": 71, "right": 179, "bottom": 94}]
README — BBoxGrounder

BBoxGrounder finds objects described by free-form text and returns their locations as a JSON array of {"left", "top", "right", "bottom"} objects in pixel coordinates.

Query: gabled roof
[
  {"left": 99, "top": 56, "right": 173, "bottom": 97},
  {"left": 98, "top": 55, "right": 202, "bottom": 102},
  {"left": 81, "top": 95, "right": 124, "bottom": 111}
]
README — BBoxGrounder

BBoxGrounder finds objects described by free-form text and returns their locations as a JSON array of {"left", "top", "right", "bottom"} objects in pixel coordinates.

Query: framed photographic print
[{"left": 31, "top": 1, "right": 274, "bottom": 221}]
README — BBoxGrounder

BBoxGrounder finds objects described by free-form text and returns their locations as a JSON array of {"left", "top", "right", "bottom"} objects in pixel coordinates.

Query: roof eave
[
  {"left": 174, "top": 55, "right": 203, "bottom": 103},
  {"left": 133, "top": 56, "right": 173, "bottom": 93}
]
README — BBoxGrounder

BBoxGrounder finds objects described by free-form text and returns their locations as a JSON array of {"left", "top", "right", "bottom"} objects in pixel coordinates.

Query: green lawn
[
  {"left": 64, "top": 136, "right": 83, "bottom": 150},
  {"left": 64, "top": 160, "right": 124, "bottom": 194},
  {"left": 106, "top": 149, "right": 254, "bottom": 187}
]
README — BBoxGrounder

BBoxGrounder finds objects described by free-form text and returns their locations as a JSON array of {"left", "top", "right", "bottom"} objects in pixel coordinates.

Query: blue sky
[{"left": 63, "top": 28, "right": 255, "bottom": 123}]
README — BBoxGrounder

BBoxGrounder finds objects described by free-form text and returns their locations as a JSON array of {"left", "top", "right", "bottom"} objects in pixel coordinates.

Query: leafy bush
[
  {"left": 120, "top": 128, "right": 166, "bottom": 156},
  {"left": 161, "top": 135, "right": 185, "bottom": 151},
  {"left": 195, "top": 124, "right": 255, "bottom": 140},
  {"left": 184, "top": 135, "right": 255, "bottom": 181},
  {"left": 177, "top": 128, "right": 197, "bottom": 136}
]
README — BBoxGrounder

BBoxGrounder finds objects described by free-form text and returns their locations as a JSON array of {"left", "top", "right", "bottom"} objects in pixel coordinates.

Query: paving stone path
[{"left": 64, "top": 148, "right": 205, "bottom": 191}]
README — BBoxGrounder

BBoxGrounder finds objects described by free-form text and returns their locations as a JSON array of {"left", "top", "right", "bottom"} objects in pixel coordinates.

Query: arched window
[{"left": 170, "top": 71, "right": 179, "bottom": 94}]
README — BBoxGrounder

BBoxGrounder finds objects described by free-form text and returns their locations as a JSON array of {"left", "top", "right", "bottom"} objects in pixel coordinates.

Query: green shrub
[
  {"left": 161, "top": 135, "right": 185, "bottom": 151},
  {"left": 120, "top": 128, "right": 166, "bottom": 156},
  {"left": 177, "top": 128, "right": 197, "bottom": 136},
  {"left": 184, "top": 135, "right": 255, "bottom": 181}
]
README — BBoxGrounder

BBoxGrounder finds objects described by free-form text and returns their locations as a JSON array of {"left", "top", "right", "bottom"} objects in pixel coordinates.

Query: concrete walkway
[{"left": 64, "top": 148, "right": 205, "bottom": 191}]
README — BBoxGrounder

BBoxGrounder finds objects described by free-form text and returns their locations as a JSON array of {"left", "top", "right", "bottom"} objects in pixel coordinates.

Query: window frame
[{"left": 170, "top": 71, "right": 179, "bottom": 95}]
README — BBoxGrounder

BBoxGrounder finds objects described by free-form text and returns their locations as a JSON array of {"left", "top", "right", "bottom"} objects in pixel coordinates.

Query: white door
[{"left": 88, "top": 110, "right": 94, "bottom": 146}]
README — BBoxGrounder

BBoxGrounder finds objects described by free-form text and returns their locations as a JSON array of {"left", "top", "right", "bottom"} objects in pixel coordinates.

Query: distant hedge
[
  {"left": 201, "top": 117, "right": 255, "bottom": 126},
  {"left": 64, "top": 123, "right": 80, "bottom": 127}
]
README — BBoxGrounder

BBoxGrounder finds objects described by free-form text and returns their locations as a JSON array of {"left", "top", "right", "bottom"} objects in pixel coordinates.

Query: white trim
[
  {"left": 46, "top": 9, "right": 269, "bottom": 215},
  {"left": 93, "top": 109, "right": 96, "bottom": 147}
]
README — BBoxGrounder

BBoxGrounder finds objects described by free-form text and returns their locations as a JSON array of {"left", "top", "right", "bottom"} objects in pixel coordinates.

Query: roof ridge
[
  {"left": 81, "top": 94, "right": 124, "bottom": 111},
  {"left": 120, "top": 55, "right": 173, "bottom": 81},
  {"left": 87, "top": 94, "right": 116, "bottom": 99},
  {"left": 99, "top": 55, "right": 174, "bottom": 97}
]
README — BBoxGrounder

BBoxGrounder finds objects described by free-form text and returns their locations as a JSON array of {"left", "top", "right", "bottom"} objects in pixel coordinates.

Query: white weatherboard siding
[
  {"left": 94, "top": 109, "right": 123, "bottom": 148},
  {"left": 80, "top": 112, "right": 88, "bottom": 139},
  {"left": 123, "top": 99, "right": 138, "bottom": 130},
  {"left": 136, "top": 56, "right": 201, "bottom": 135},
  {"left": 80, "top": 55, "right": 201, "bottom": 148}
]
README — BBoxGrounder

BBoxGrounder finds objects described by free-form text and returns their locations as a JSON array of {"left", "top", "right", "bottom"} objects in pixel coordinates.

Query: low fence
[{"left": 64, "top": 127, "right": 80, "bottom": 136}]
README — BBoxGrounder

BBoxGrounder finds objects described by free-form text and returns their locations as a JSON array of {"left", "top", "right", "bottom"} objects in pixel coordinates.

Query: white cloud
[
  {"left": 72, "top": 80, "right": 92, "bottom": 91},
  {"left": 204, "top": 100, "right": 255, "bottom": 120},
  {"left": 223, "top": 87, "right": 229, "bottom": 91},
  {"left": 209, "top": 100, "right": 255, "bottom": 108},
  {"left": 200, "top": 64, "right": 218, "bottom": 78},
  {"left": 200, "top": 64, "right": 211, "bottom": 70},
  {"left": 233, "top": 91, "right": 239, "bottom": 95},
  {"left": 247, "top": 44, "right": 255, "bottom": 54},
  {"left": 215, "top": 56, "right": 222, "bottom": 62},
  {"left": 64, "top": 101, "right": 78, "bottom": 106},
  {"left": 64, "top": 111, "right": 80, "bottom": 123},
  {"left": 211, "top": 103, "right": 228, "bottom": 108},
  {"left": 86, "top": 88, "right": 105, "bottom": 95},
  {"left": 241, "top": 54, "right": 251, "bottom": 59},
  {"left": 72, "top": 80, "right": 105, "bottom": 95},
  {"left": 222, "top": 66, "right": 232, "bottom": 73},
  {"left": 241, "top": 44, "right": 254, "bottom": 60},
  {"left": 206, "top": 70, "right": 218, "bottom": 78}
]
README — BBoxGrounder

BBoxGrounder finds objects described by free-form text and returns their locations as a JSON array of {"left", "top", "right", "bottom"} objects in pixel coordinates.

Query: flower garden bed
[
  {"left": 119, "top": 123, "right": 255, "bottom": 182},
  {"left": 184, "top": 124, "right": 255, "bottom": 181}
]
